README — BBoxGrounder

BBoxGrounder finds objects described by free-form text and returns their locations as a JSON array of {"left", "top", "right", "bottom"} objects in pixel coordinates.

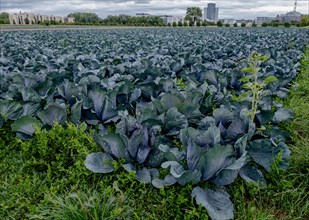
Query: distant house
[
  {"left": 256, "top": 17, "right": 274, "bottom": 25},
  {"left": 159, "top": 15, "right": 184, "bottom": 25},
  {"left": 136, "top": 13, "right": 151, "bottom": 17},
  {"left": 64, "top": 17, "right": 75, "bottom": 23},
  {"left": 276, "top": 11, "right": 302, "bottom": 23},
  {"left": 223, "top": 19, "right": 236, "bottom": 25},
  {"left": 9, "top": 12, "right": 37, "bottom": 25},
  {"left": 9, "top": 12, "right": 73, "bottom": 25}
]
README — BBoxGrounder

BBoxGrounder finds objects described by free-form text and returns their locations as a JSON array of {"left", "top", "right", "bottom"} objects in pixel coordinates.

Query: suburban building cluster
[
  {"left": 8, "top": 2, "right": 304, "bottom": 26},
  {"left": 137, "top": 2, "right": 303, "bottom": 26},
  {"left": 9, "top": 12, "right": 75, "bottom": 25}
]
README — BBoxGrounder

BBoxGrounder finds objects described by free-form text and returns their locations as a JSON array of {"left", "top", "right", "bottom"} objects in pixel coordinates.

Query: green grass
[{"left": 0, "top": 47, "right": 308, "bottom": 220}]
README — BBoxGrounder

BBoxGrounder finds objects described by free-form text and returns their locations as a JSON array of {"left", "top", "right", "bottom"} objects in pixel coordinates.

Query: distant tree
[
  {"left": 202, "top": 20, "right": 208, "bottom": 27},
  {"left": 217, "top": 21, "right": 223, "bottom": 27},
  {"left": 284, "top": 22, "right": 291, "bottom": 28},
  {"left": 196, "top": 20, "right": 201, "bottom": 27},
  {"left": 178, "top": 21, "right": 183, "bottom": 27},
  {"left": 233, "top": 23, "right": 238, "bottom": 27},
  {"left": 67, "top": 12, "right": 100, "bottom": 24},
  {"left": 272, "top": 22, "right": 279, "bottom": 27},
  {"left": 172, "top": 21, "right": 177, "bottom": 27},
  {"left": 261, "top": 22, "right": 268, "bottom": 27},
  {"left": 185, "top": 7, "right": 202, "bottom": 23},
  {"left": 225, "top": 23, "right": 230, "bottom": 27},
  {"left": 183, "top": 21, "right": 188, "bottom": 27},
  {"left": 0, "top": 12, "right": 10, "bottom": 24},
  {"left": 300, "top": 15, "right": 309, "bottom": 27},
  {"left": 168, "top": 23, "right": 172, "bottom": 27},
  {"left": 25, "top": 17, "right": 30, "bottom": 25},
  {"left": 189, "top": 21, "right": 194, "bottom": 26},
  {"left": 252, "top": 21, "right": 257, "bottom": 27},
  {"left": 241, "top": 23, "right": 246, "bottom": 27}
]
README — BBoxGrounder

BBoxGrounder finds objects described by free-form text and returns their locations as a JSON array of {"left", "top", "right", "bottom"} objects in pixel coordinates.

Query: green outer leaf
[
  {"left": 247, "top": 139, "right": 291, "bottom": 172},
  {"left": 0, "top": 100, "right": 23, "bottom": 120},
  {"left": 11, "top": 116, "right": 41, "bottom": 136},
  {"left": 136, "top": 167, "right": 151, "bottom": 184},
  {"left": 192, "top": 187, "right": 234, "bottom": 220},
  {"left": 239, "top": 164, "right": 267, "bottom": 187},
  {"left": 71, "top": 100, "right": 83, "bottom": 124},
  {"left": 37, "top": 103, "right": 67, "bottom": 126},
  {"left": 199, "top": 145, "right": 234, "bottom": 180},
  {"left": 96, "top": 133, "right": 130, "bottom": 162},
  {"left": 272, "top": 108, "right": 294, "bottom": 123},
  {"left": 85, "top": 152, "right": 115, "bottom": 173}
]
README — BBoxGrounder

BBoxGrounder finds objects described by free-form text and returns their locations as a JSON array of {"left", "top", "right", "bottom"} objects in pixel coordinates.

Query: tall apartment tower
[{"left": 204, "top": 3, "right": 219, "bottom": 21}]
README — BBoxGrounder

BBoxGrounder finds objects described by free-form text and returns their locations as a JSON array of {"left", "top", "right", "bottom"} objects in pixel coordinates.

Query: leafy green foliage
[
  {"left": 0, "top": 28, "right": 308, "bottom": 219},
  {"left": 240, "top": 52, "right": 277, "bottom": 122},
  {"left": 185, "top": 7, "right": 202, "bottom": 22}
]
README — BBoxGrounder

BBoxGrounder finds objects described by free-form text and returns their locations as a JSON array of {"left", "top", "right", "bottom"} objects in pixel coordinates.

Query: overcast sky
[{"left": 1, "top": 0, "right": 308, "bottom": 19}]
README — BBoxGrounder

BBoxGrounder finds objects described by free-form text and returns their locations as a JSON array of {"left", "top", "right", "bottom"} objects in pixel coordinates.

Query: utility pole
[{"left": 293, "top": 0, "right": 297, "bottom": 12}]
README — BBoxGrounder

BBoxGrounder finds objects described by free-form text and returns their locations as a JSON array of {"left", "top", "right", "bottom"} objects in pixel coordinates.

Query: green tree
[
  {"left": 178, "top": 21, "right": 183, "bottom": 27},
  {"left": 299, "top": 15, "right": 309, "bottom": 27},
  {"left": 252, "top": 21, "right": 257, "bottom": 27},
  {"left": 217, "top": 21, "right": 223, "bottom": 27},
  {"left": 233, "top": 23, "right": 238, "bottom": 27},
  {"left": 183, "top": 21, "right": 188, "bottom": 27},
  {"left": 185, "top": 7, "right": 202, "bottom": 24},
  {"left": 0, "top": 12, "right": 10, "bottom": 24},
  {"left": 284, "top": 22, "right": 291, "bottom": 28},
  {"left": 202, "top": 20, "right": 208, "bottom": 27},
  {"left": 241, "top": 23, "right": 246, "bottom": 27},
  {"left": 272, "top": 22, "right": 279, "bottom": 27},
  {"left": 172, "top": 21, "right": 177, "bottom": 27},
  {"left": 261, "top": 22, "right": 268, "bottom": 27},
  {"left": 67, "top": 12, "right": 101, "bottom": 24},
  {"left": 196, "top": 20, "right": 201, "bottom": 27},
  {"left": 225, "top": 23, "right": 230, "bottom": 27}
]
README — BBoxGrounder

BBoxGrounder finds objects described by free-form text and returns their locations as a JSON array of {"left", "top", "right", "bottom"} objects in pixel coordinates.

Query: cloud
[{"left": 0, "top": 0, "right": 308, "bottom": 19}]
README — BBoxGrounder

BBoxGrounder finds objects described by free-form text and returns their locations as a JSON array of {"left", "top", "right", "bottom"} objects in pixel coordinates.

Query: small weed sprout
[{"left": 240, "top": 52, "right": 277, "bottom": 122}]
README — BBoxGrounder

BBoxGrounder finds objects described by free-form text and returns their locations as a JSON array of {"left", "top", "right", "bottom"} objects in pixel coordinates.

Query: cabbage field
[{"left": 0, "top": 28, "right": 308, "bottom": 219}]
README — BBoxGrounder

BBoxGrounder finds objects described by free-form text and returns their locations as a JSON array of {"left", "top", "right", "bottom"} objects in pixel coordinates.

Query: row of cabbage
[{"left": 0, "top": 28, "right": 308, "bottom": 219}]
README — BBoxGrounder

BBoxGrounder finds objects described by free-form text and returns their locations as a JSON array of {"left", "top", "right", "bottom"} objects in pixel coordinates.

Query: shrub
[
  {"left": 178, "top": 21, "right": 183, "bottom": 27},
  {"left": 284, "top": 22, "right": 291, "bottom": 28},
  {"left": 225, "top": 23, "right": 230, "bottom": 27},
  {"left": 196, "top": 21, "right": 201, "bottom": 27},
  {"left": 272, "top": 22, "right": 279, "bottom": 27},
  {"left": 241, "top": 23, "right": 246, "bottom": 27},
  {"left": 233, "top": 23, "right": 238, "bottom": 27},
  {"left": 172, "top": 21, "right": 177, "bottom": 27},
  {"left": 262, "top": 22, "right": 268, "bottom": 27},
  {"left": 217, "top": 21, "right": 223, "bottom": 27}
]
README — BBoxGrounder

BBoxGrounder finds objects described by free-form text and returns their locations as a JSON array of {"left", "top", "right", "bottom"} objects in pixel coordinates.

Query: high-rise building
[{"left": 204, "top": 3, "right": 219, "bottom": 21}]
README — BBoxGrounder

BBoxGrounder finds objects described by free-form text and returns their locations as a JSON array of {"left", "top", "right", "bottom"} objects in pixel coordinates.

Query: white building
[
  {"left": 223, "top": 19, "right": 236, "bottom": 25},
  {"left": 9, "top": 12, "right": 74, "bottom": 25},
  {"left": 276, "top": 11, "right": 302, "bottom": 23},
  {"left": 159, "top": 15, "right": 184, "bottom": 25},
  {"left": 256, "top": 17, "right": 274, "bottom": 25}
]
